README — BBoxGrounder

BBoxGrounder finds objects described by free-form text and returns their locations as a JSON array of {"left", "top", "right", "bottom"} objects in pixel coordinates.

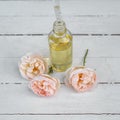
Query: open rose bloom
[
  {"left": 66, "top": 66, "right": 96, "bottom": 92},
  {"left": 29, "top": 74, "right": 60, "bottom": 97},
  {"left": 19, "top": 53, "right": 48, "bottom": 80}
]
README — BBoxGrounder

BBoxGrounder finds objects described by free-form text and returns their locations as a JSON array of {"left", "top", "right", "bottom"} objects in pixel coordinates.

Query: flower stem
[
  {"left": 48, "top": 66, "right": 53, "bottom": 74},
  {"left": 83, "top": 49, "right": 88, "bottom": 66}
]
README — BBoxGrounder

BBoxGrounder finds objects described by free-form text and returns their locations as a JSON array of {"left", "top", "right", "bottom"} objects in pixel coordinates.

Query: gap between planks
[
  {"left": 0, "top": 113, "right": 120, "bottom": 116},
  {"left": 1, "top": 82, "right": 120, "bottom": 85},
  {"left": 0, "top": 34, "right": 120, "bottom": 36},
  {"left": 0, "top": 14, "right": 117, "bottom": 17}
]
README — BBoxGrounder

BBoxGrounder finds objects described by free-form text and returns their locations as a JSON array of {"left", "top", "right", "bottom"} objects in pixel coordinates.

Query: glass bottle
[{"left": 48, "top": 20, "right": 72, "bottom": 72}]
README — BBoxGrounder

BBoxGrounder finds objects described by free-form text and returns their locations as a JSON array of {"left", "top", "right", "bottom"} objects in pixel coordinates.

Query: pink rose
[
  {"left": 66, "top": 66, "right": 96, "bottom": 92},
  {"left": 19, "top": 53, "right": 48, "bottom": 80},
  {"left": 29, "top": 74, "right": 60, "bottom": 97}
]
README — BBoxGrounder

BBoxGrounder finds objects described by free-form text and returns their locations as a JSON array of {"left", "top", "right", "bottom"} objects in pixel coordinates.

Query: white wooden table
[{"left": 0, "top": 0, "right": 120, "bottom": 119}]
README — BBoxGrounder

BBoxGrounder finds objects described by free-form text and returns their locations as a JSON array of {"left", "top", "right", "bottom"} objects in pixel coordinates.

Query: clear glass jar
[{"left": 48, "top": 20, "right": 73, "bottom": 72}]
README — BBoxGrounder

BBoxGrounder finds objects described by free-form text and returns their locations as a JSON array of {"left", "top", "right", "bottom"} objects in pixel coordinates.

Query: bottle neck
[{"left": 53, "top": 20, "right": 66, "bottom": 36}]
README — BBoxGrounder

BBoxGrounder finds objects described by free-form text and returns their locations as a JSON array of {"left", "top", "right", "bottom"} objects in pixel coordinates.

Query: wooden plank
[
  {"left": 0, "top": 0, "right": 120, "bottom": 16},
  {"left": 0, "top": 115, "right": 120, "bottom": 120},
  {"left": 0, "top": 36, "right": 120, "bottom": 58},
  {"left": 0, "top": 36, "right": 119, "bottom": 82},
  {"left": 0, "top": 16, "right": 120, "bottom": 34},
  {"left": 0, "top": 0, "right": 120, "bottom": 34},
  {"left": 0, "top": 58, "right": 120, "bottom": 83},
  {"left": 0, "top": 84, "right": 120, "bottom": 114}
]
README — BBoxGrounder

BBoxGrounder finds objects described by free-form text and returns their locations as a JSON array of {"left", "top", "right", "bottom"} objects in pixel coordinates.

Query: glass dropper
[
  {"left": 53, "top": 0, "right": 62, "bottom": 21},
  {"left": 53, "top": 0, "right": 66, "bottom": 35}
]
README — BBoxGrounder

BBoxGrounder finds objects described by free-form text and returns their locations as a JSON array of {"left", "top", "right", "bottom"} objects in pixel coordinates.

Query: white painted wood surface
[
  {"left": 0, "top": 115, "right": 120, "bottom": 120},
  {"left": 0, "top": 0, "right": 120, "bottom": 119},
  {"left": 0, "top": 0, "right": 120, "bottom": 34},
  {"left": 0, "top": 84, "right": 120, "bottom": 114}
]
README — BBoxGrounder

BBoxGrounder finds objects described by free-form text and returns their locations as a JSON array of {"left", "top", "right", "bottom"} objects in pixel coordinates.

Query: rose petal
[
  {"left": 29, "top": 74, "right": 60, "bottom": 97},
  {"left": 66, "top": 66, "right": 97, "bottom": 92},
  {"left": 19, "top": 53, "right": 48, "bottom": 80}
]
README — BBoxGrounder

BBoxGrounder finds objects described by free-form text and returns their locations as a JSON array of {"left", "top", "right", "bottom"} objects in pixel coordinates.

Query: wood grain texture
[
  {"left": 0, "top": 16, "right": 120, "bottom": 34},
  {"left": 0, "top": 36, "right": 119, "bottom": 83},
  {"left": 0, "top": 115, "right": 120, "bottom": 120},
  {"left": 0, "top": 36, "right": 120, "bottom": 58},
  {"left": 0, "top": 0, "right": 120, "bottom": 16},
  {"left": 0, "top": 57, "right": 120, "bottom": 83},
  {"left": 0, "top": 84, "right": 120, "bottom": 114},
  {"left": 0, "top": 1, "right": 120, "bottom": 34},
  {"left": 0, "top": 0, "right": 120, "bottom": 119}
]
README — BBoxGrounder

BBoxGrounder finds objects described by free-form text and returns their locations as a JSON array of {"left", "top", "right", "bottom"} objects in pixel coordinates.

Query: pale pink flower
[
  {"left": 29, "top": 74, "right": 60, "bottom": 97},
  {"left": 66, "top": 66, "right": 96, "bottom": 92},
  {"left": 19, "top": 53, "right": 48, "bottom": 80}
]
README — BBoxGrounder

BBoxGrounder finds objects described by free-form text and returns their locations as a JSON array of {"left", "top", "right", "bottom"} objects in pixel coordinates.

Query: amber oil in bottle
[{"left": 48, "top": 20, "right": 72, "bottom": 72}]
